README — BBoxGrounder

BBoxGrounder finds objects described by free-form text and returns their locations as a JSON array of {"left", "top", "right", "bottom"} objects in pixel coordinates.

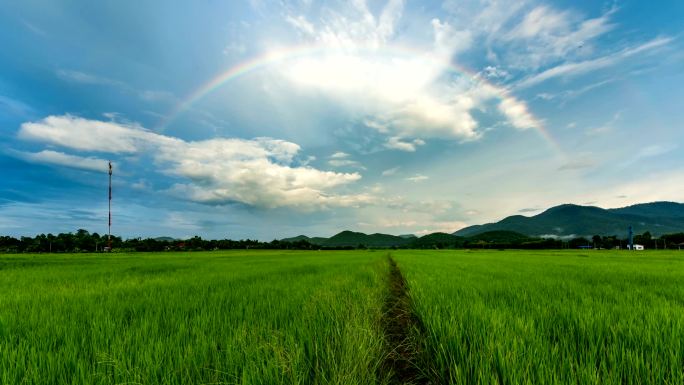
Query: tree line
[
  {"left": 0, "top": 229, "right": 317, "bottom": 253},
  {"left": 406, "top": 232, "right": 684, "bottom": 250},
  {"left": 0, "top": 229, "right": 683, "bottom": 253}
]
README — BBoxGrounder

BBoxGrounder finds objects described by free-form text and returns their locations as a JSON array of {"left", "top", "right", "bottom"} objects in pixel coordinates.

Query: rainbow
[{"left": 157, "top": 44, "right": 561, "bottom": 153}]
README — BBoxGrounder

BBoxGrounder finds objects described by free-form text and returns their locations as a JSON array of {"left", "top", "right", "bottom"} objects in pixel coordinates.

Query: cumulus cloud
[
  {"left": 327, "top": 151, "right": 365, "bottom": 169},
  {"left": 19, "top": 114, "right": 167, "bottom": 153},
  {"left": 13, "top": 150, "right": 111, "bottom": 173},
  {"left": 497, "top": 96, "right": 540, "bottom": 130},
  {"left": 385, "top": 137, "right": 425, "bottom": 152},
  {"left": 330, "top": 151, "right": 349, "bottom": 159},
  {"left": 17, "top": 115, "right": 367, "bottom": 210}
]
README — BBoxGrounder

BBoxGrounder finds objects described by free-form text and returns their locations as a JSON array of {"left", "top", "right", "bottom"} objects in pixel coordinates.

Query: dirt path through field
[{"left": 380, "top": 255, "right": 430, "bottom": 384}]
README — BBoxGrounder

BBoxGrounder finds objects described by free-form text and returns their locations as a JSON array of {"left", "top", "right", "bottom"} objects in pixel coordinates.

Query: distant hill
[
  {"left": 454, "top": 201, "right": 684, "bottom": 238},
  {"left": 281, "top": 231, "right": 411, "bottom": 247},
  {"left": 608, "top": 202, "right": 684, "bottom": 218},
  {"left": 154, "top": 237, "right": 176, "bottom": 242},
  {"left": 281, "top": 230, "right": 534, "bottom": 248},
  {"left": 467, "top": 230, "right": 533, "bottom": 243},
  {"left": 411, "top": 232, "right": 464, "bottom": 248},
  {"left": 280, "top": 235, "right": 328, "bottom": 244},
  {"left": 324, "top": 231, "right": 412, "bottom": 247}
]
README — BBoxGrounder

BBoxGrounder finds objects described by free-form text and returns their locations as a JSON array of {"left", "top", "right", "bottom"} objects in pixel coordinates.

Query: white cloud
[
  {"left": 17, "top": 115, "right": 368, "bottom": 210},
  {"left": 516, "top": 37, "right": 672, "bottom": 88},
  {"left": 56, "top": 69, "right": 122, "bottom": 86},
  {"left": 585, "top": 111, "right": 622, "bottom": 137},
  {"left": 19, "top": 115, "right": 165, "bottom": 153},
  {"left": 441, "top": 0, "right": 615, "bottom": 69},
  {"left": 327, "top": 151, "right": 365, "bottom": 169},
  {"left": 285, "top": 14, "right": 315, "bottom": 36},
  {"left": 558, "top": 158, "right": 596, "bottom": 171},
  {"left": 406, "top": 174, "right": 429, "bottom": 182},
  {"left": 507, "top": 6, "right": 572, "bottom": 40},
  {"left": 414, "top": 221, "right": 468, "bottom": 236},
  {"left": 497, "top": 96, "right": 540, "bottom": 130},
  {"left": 385, "top": 137, "right": 426, "bottom": 152},
  {"left": 328, "top": 159, "right": 366, "bottom": 169},
  {"left": 635, "top": 144, "right": 677, "bottom": 159},
  {"left": 621, "top": 144, "right": 678, "bottom": 167},
  {"left": 138, "top": 90, "right": 176, "bottom": 103},
  {"left": 330, "top": 151, "right": 349, "bottom": 159},
  {"left": 270, "top": 0, "right": 540, "bottom": 143},
  {"left": 481, "top": 65, "right": 510, "bottom": 80},
  {"left": 467, "top": 3, "right": 616, "bottom": 70},
  {"left": 223, "top": 41, "right": 247, "bottom": 56},
  {"left": 381, "top": 166, "right": 400, "bottom": 176},
  {"left": 431, "top": 18, "right": 472, "bottom": 57},
  {"left": 13, "top": 150, "right": 111, "bottom": 173},
  {"left": 579, "top": 169, "right": 684, "bottom": 209},
  {"left": 0, "top": 94, "right": 33, "bottom": 117},
  {"left": 56, "top": 70, "right": 175, "bottom": 104},
  {"left": 536, "top": 78, "right": 617, "bottom": 104}
]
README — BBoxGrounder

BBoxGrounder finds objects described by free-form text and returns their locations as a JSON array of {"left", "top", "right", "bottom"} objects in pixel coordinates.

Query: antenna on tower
[{"left": 108, "top": 161, "right": 113, "bottom": 252}]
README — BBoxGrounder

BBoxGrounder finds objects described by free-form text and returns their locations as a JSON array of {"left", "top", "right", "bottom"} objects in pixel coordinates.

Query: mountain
[
  {"left": 467, "top": 230, "right": 533, "bottom": 243},
  {"left": 608, "top": 201, "right": 684, "bottom": 218},
  {"left": 281, "top": 231, "right": 411, "bottom": 247},
  {"left": 281, "top": 230, "right": 534, "bottom": 248},
  {"left": 410, "top": 232, "right": 464, "bottom": 248},
  {"left": 323, "top": 231, "right": 412, "bottom": 247},
  {"left": 280, "top": 235, "right": 309, "bottom": 242},
  {"left": 280, "top": 235, "right": 328, "bottom": 245},
  {"left": 153, "top": 237, "right": 177, "bottom": 242},
  {"left": 454, "top": 202, "right": 684, "bottom": 238}
]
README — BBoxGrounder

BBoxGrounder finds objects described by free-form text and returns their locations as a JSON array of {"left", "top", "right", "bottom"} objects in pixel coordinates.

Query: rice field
[
  {"left": 1, "top": 250, "right": 683, "bottom": 384},
  {"left": 394, "top": 250, "right": 684, "bottom": 385},
  {"left": 0, "top": 251, "right": 389, "bottom": 384}
]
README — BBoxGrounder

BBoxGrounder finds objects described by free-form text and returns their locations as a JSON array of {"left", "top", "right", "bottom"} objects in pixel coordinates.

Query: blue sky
[{"left": 1, "top": 0, "right": 682, "bottom": 239}]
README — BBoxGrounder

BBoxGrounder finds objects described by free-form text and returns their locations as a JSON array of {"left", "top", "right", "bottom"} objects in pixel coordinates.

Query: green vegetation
[
  {"left": 454, "top": 201, "right": 684, "bottom": 237},
  {"left": 395, "top": 250, "right": 684, "bottom": 384},
  {"left": 2, "top": 249, "right": 683, "bottom": 384},
  {"left": 0, "top": 251, "right": 389, "bottom": 384}
]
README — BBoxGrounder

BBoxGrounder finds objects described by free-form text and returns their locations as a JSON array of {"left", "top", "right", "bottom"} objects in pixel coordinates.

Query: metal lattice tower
[{"left": 108, "top": 161, "right": 112, "bottom": 251}]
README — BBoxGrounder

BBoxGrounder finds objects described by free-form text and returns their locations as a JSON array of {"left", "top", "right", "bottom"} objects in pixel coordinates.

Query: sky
[{"left": 0, "top": 0, "right": 683, "bottom": 240}]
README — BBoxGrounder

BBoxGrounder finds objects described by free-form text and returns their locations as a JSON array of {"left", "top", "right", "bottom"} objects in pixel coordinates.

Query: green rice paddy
[{"left": 1, "top": 250, "right": 683, "bottom": 384}]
